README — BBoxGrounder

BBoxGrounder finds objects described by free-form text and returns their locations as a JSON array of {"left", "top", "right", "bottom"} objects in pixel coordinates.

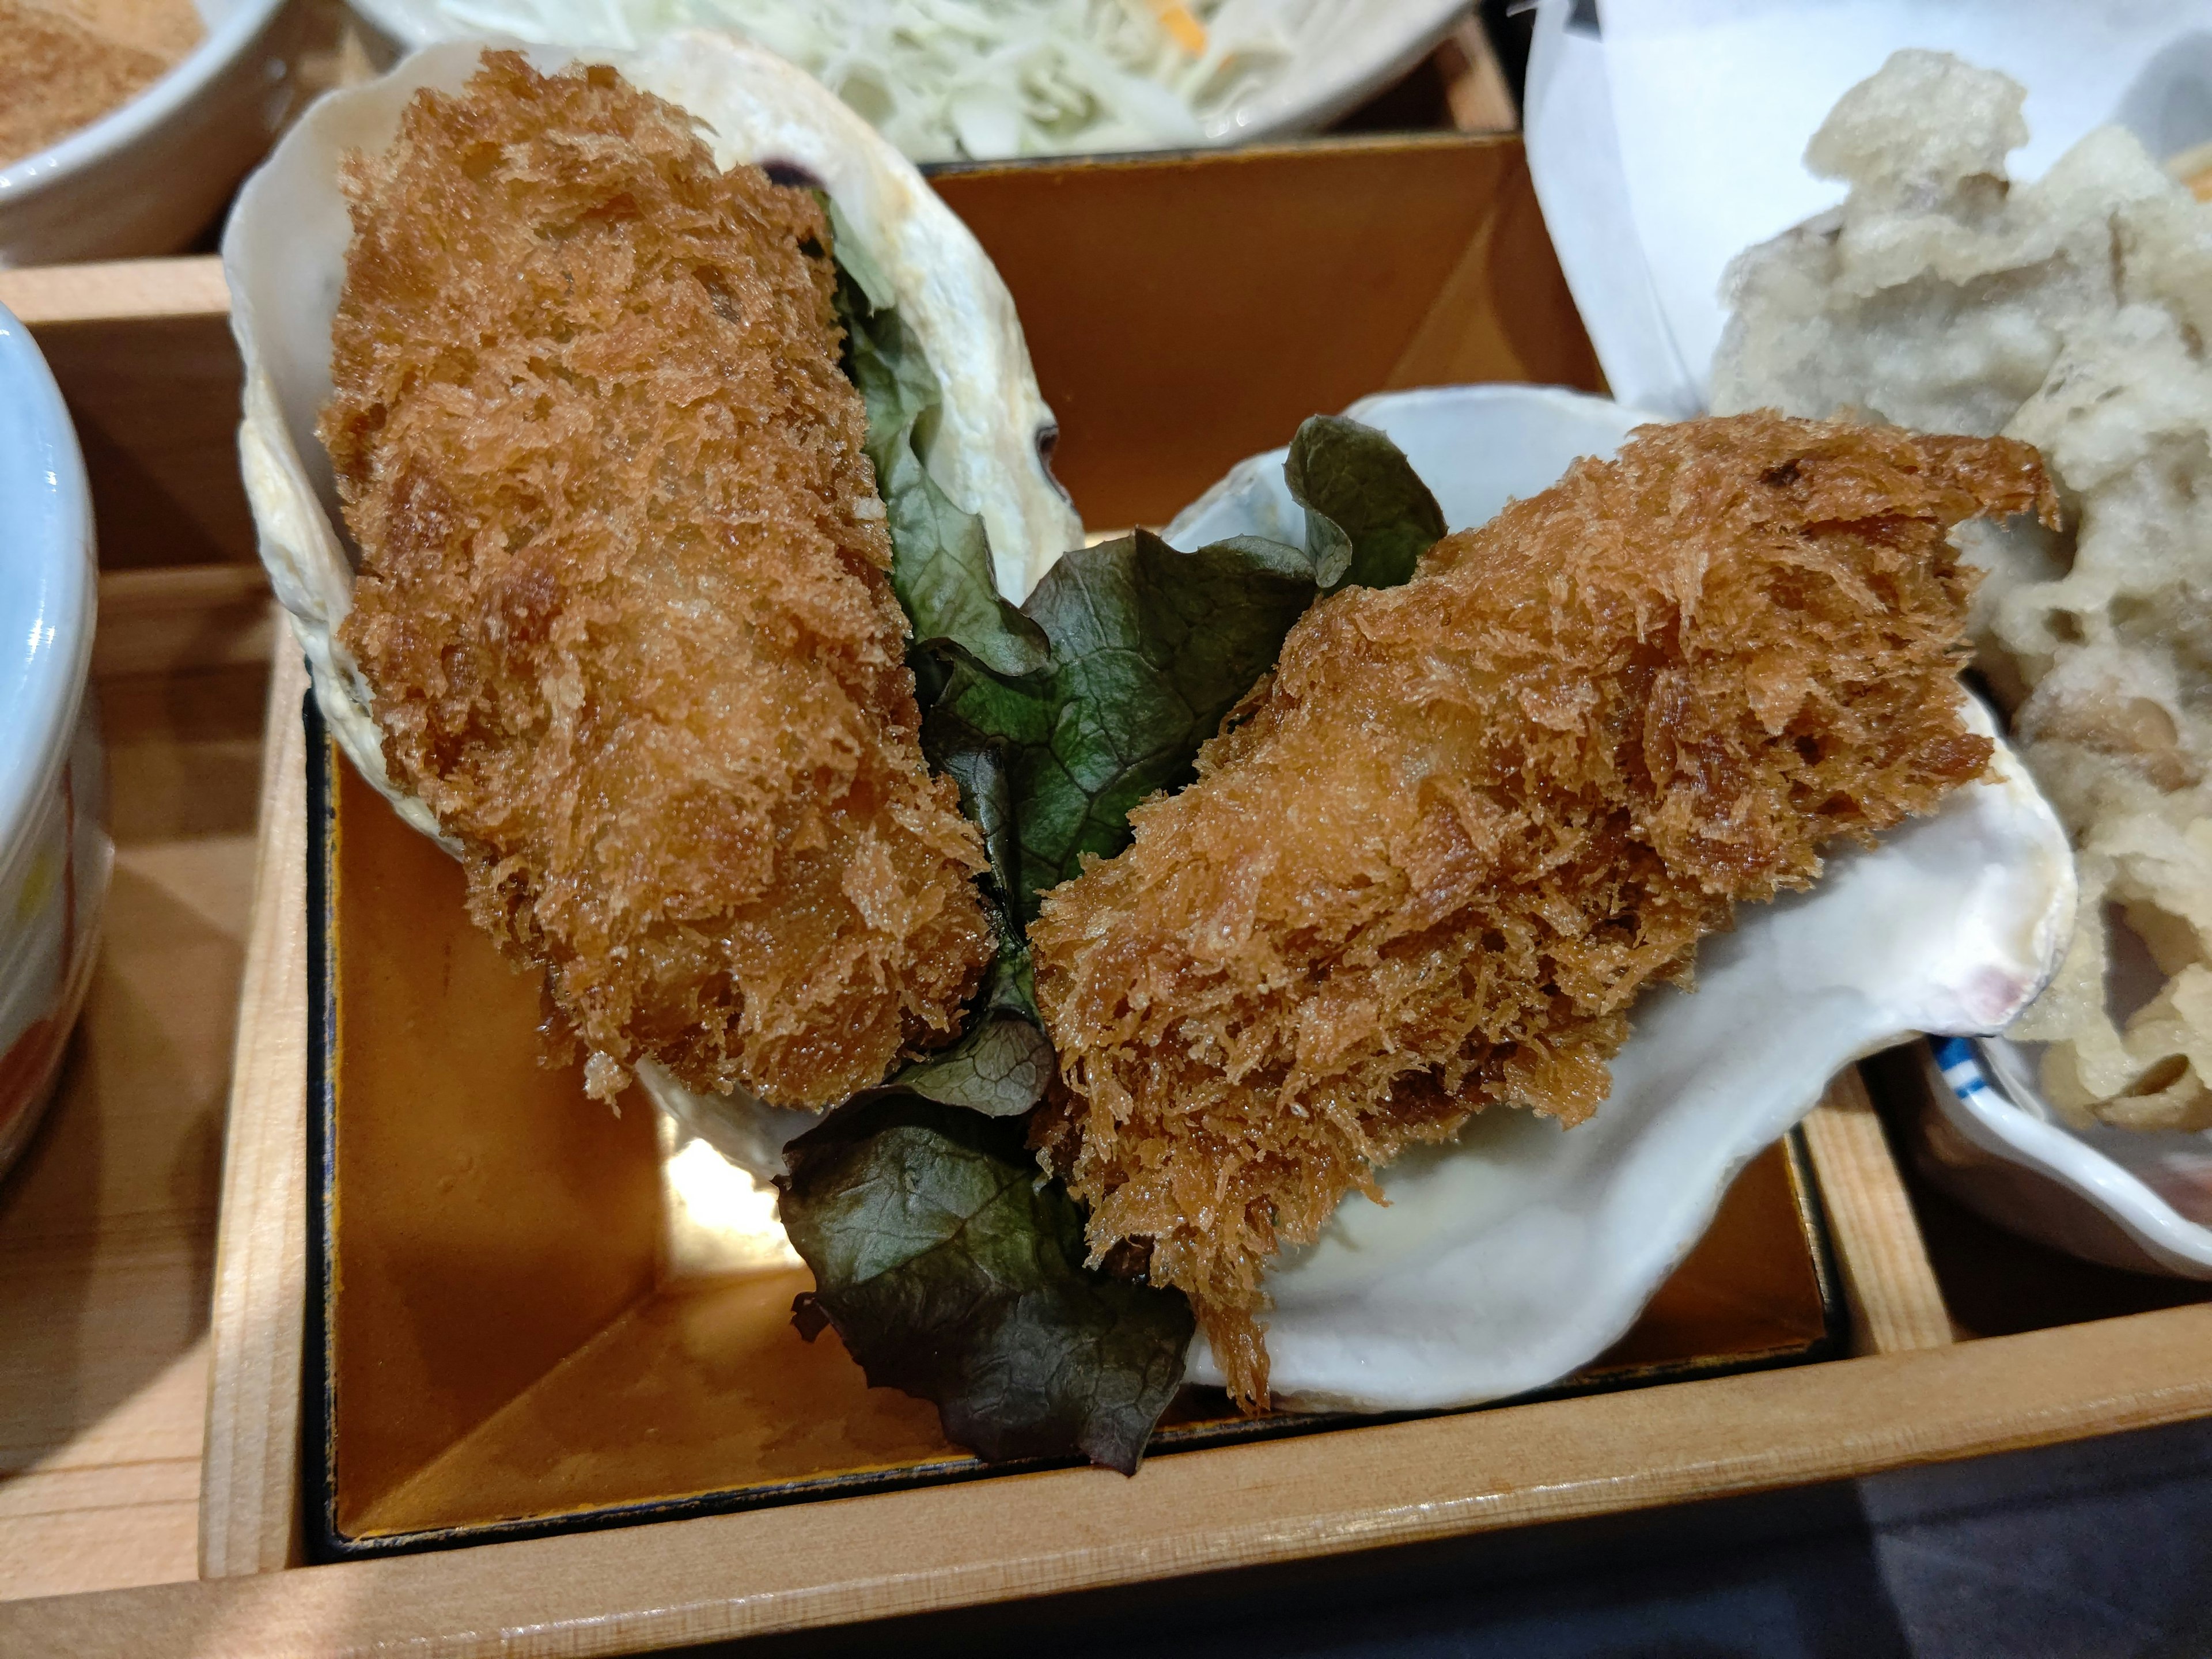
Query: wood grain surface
[
  {"left": 0, "top": 263, "right": 252, "bottom": 573},
  {"left": 1802, "top": 1069, "right": 1957, "bottom": 1354},
  {"left": 196, "top": 648, "right": 309, "bottom": 1580},
  {"left": 0, "top": 259, "right": 230, "bottom": 327},
  {"left": 8, "top": 1301, "right": 2212, "bottom": 1657},
  {"left": 0, "top": 577, "right": 273, "bottom": 1602},
  {"left": 1434, "top": 15, "right": 1519, "bottom": 134}
]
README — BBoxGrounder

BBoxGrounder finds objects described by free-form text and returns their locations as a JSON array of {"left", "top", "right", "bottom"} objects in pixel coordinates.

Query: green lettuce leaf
[
  {"left": 884, "top": 718, "right": 1052, "bottom": 1118},
  {"left": 831, "top": 229, "right": 1056, "bottom": 1115},
  {"left": 816, "top": 222, "right": 1449, "bottom": 1469},
  {"left": 1285, "top": 413, "right": 1447, "bottom": 593},
  {"left": 934, "top": 739, "right": 1020, "bottom": 912},
  {"left": 891, "top": 941, "right": 1052, "bottom": 1117},
  {"left": 779, "top": 1094, "right": 1194, "bottom": 1473},
  {"left": 834, "top": 253, "right": 1047, "bottom": 679},
  {"left": 923, "top": 529, "right": 1325, "bottom": 919}
]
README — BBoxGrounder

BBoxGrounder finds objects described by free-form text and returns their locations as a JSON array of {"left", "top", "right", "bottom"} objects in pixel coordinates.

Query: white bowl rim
[
  {"left": 1207, "top": 0, "right": 1469, "bottom": 141},
  {"left": 0, "top": 305, "right": 95, "bottom": 873},
  {"left": 338, "top": 0, "right": 1474, "bottom": 150},
  {"left": 0, "top": 0, "right": 294, "bottom": 200},
  {"left": 1930, "top": 1034, "right": 2212, "bottom": 1274}
]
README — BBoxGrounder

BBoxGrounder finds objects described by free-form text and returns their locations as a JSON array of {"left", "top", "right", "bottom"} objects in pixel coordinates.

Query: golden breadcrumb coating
[
  {"left": 325, "top": 52, "right": 993, "bottom": 1110},
  {"left": 1031, "top": 412, "right": 2056, "bottom": 1407}
]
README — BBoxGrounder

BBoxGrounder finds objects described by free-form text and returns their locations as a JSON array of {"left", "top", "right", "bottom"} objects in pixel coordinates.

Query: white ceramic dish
[
  {"left": 0, "top": 304, "right": 109, "bottom": 1175},
  {"left": 0, "top": 0, "right": 324, "bottom": 266},
  {"left": 1201, "top": 0, "right": 1470, "bottom": 143},
  {"left": 1916, "top": 1036, "right": 2212, "bottom": 1279},
  {"left": 1166, "top": 385, "right": 2077, "bottom": 1410},
  {"left": 336, "top": 0, "right": 1471, "bottom": 157}
]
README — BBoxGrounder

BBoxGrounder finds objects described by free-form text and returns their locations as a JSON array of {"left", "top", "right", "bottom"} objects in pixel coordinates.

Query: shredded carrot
[{"left": 1150, "top": 0, "right": 1207, "bottom": 56}]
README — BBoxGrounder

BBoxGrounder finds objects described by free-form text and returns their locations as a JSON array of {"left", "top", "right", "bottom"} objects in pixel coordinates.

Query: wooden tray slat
[
  {"left": 1801, "top": 1068, "right": 1956, "bottom": 1354},
  {"left": 198, "top": 649, "right": 311, "bottom": 1580},
  {"left": 0, "top": 575, "right": 274, "bottom": 1602},
  {"left": 0, "top": 259, "right": 230, "bottom": 327},
  {"left": 13, "top": 1301, "right": 2212, "bottom": 1658}
]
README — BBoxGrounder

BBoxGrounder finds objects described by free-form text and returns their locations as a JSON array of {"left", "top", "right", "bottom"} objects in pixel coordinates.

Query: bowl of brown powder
[{"left": 0, "top": 0, "right": 324, "bottom": 263}]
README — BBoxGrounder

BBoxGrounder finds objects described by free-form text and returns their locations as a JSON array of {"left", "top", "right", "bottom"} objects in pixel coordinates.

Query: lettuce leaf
[
  {"left": 819, "top": 230, "right": 1448, "bottom": 1471},
  {"left": 923, "top": 529, "right": 1325, "bottom": 920},
  {"left": 835, "top": 254, "right": 1048, "bottom": 679},
  {"left": 891, "top": 937, "right": 1052, "bottom": 1117},
  {"left": 779, "top": 1094, "right": 1194, "bottom": 1473},
  {"left": 885, "top": 714, "right": 1052, "bottom": 1118},
  {"left": 832, "top": 243, "right": 1055, "bottom": 1116},
  {"left": 1285, "top": 413, "right": 1447, "bottom": 593}
]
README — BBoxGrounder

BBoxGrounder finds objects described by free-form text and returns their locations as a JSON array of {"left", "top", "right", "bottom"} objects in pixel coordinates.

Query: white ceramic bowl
[
  {"left": 0, "top": 0, "right": 325, "bottom": 266},
  {"left": 337, "top": 0, "right": 1471, "bottom": 156},
  {"left": 1204, "top": 0, "right": 1472, "bottom": 142},
  {"left": 1915, "top": 1036, "right": 2212, "bottom": 1278},
  {"left": 0, "top": 304, "right": 109, "bottom": 1176}
]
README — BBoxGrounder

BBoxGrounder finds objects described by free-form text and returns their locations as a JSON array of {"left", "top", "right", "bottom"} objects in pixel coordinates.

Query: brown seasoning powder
[{"left": 0, "top": 0, "right": 202, "bottom": 167}]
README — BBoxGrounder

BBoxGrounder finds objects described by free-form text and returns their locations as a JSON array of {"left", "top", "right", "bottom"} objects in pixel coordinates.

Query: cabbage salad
[{"left": 431, "top": 0, "right": 1345, "bottom": 158}]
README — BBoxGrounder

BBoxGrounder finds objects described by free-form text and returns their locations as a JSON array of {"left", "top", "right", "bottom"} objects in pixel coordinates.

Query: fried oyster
[
  {"left": 1031, "top": 411, "right": 2055, "bottom": 1407},
  {"left": 324, "top": 54, "right": 994, "bottom": 1110}
]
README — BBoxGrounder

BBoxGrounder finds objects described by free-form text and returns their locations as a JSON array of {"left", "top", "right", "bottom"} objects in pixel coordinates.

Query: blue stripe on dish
[{"left": 1931, "top": 1036, "right": 1992, "bottom": 1099}]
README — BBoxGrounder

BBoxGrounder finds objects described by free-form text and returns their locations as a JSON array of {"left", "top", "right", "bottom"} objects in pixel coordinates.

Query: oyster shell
[
  {"left": 225, "top": 35, "right": 1081, "bottom": 1135},
  {"left": 1168, "top": 385, "right": 2075, "bottom": 1411},
  {"left": 223, "top": 33, "right": 1081, "bottom": 857}
]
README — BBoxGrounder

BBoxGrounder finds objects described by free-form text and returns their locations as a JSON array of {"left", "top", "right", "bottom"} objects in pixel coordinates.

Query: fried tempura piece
[
  {"left": 324, "top": 53, "right": 994, "bottom": 1109},
  {"left": 1031, "top": 412, "right": 2055, "bottom": 1407},
  {"left": 1714, "top": 50, "right": 2212, "bottom": 1132}
]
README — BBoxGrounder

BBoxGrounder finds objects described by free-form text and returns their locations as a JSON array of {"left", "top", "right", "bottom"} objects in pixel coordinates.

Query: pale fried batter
[
  {"left": 326, "top": 53, "right": 994, "bottom": 1109},
  {"left": 1714, "top": 50, "right": 2212, "bottom": 1133},
  {"left": 1031, "top": 412, "right": 2055, "bottom": 1407}
]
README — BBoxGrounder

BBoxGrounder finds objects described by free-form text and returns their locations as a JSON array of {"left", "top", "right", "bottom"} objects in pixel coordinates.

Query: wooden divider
[
  {"left": 10, "top": 1302, "right": 2212, "bottom": 1657},
  {"left": 1802, "top": 1069, "right": 1956, "bottom": 1354},
  {"left": 198, "top": 649, "right": 311, "bottom": 1580}
]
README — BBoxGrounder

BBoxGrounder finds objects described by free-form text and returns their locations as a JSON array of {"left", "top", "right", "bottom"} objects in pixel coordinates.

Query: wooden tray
[{"left": 2, "top": 136, "right": 2211, "bottom": 1658}]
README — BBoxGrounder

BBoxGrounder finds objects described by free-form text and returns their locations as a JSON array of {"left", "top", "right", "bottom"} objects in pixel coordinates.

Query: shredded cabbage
[{"left": 429, "top": 0, "right": 1350, "bottom": 158}]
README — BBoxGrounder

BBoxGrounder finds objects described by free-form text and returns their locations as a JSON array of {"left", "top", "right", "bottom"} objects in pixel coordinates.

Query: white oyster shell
[
  {"left": 1168, "top": 384, "right": 2076, "bottom": 1411},
  {"left": 222, "top": 33, "right": 1082, "bottom": 855},
  {"left": 1168, "top": 383, "right": 1658, "bottom": 551}
]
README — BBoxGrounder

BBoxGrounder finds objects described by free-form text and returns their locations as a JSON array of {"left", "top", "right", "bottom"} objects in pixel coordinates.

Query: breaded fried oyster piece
[
  {"left": 1031, "top": 412, "right": 2055, "bottom": 1407},
  {"left": 324, "top": 54, "right": 994, "bottom": 1109}
]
